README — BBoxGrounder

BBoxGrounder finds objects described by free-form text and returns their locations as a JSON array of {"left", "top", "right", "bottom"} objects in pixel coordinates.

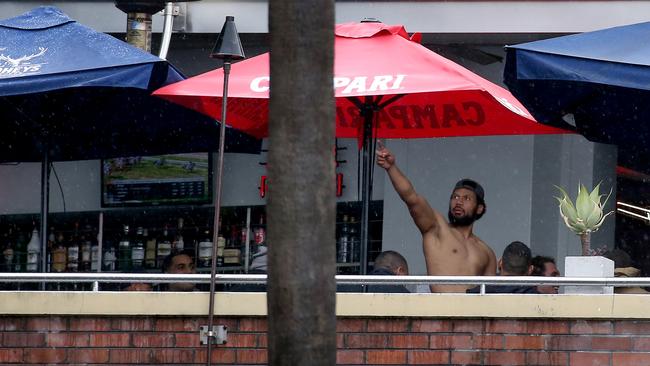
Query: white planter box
[{"left": 563, "top": 256, "right": 614, "bottom": 294}]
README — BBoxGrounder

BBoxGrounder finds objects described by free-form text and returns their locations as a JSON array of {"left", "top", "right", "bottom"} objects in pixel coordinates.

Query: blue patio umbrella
[
  {"left": 0, "top": 6, "right": 259, "bottom": 161},
  {"left": 0, "top": 7, "right": 260, "bottom": 270},
  {"left": 504, "top": 22, "right": 650, "bottom": 154}
]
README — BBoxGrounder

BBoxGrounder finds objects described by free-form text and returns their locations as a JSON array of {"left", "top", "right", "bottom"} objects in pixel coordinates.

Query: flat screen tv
[{"left": 101, "top": 153, "right": 213, "bottom": 207}]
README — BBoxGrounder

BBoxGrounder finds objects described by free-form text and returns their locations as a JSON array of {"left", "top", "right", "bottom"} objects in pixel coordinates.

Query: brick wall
[{"left": 1, "top": 316, "right": 650, "bottom": 365}]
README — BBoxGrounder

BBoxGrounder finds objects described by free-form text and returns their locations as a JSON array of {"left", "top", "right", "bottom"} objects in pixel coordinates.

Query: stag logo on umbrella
[
  {"left": 495, "top": 96, "right": 529, "bottom": 118},
  {"left": 0, "top": 47, "right": 47, "bottom": 77}
]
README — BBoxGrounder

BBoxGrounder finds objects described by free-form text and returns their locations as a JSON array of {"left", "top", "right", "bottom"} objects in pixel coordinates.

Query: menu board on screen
[{"left": 101, "top": 153, "right": 212, "bottom": 207}]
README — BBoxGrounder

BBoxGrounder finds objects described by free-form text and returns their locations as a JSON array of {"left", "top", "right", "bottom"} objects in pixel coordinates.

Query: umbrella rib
[
  {"left": 346, "top": 96, "right": 365, "bottom": 111},
  {"left": 345, "top": 94, "right": 406, "bottom": 113},
  {"left": 377, "top": 94, "right": 406, "bottom": 109}
]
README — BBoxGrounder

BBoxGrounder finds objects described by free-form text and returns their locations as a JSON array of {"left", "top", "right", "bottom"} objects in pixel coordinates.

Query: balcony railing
[{"left": 0, "top": 273, "right": 648, "bottom": 294}]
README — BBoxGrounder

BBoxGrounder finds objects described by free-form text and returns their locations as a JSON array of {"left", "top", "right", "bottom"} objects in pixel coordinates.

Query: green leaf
[
  {"left": 592, "top": 210, "right": 615, "bottom": 232},
  {"left": 571, "top": 218, "right": 588, "bottom": 234},
  {"left": 554, "top": 185, "right": 571, "bottom": 201},
  {"left": 589, "top": 181, "right": 602, "bottom": 203},
  {"left": 576, "top": 183, "right": 593, "bottom": 220},
  {"left": 584, "top": 200, "right": 603, "bottom": 228},
  {"left": 601, "top": 187, "right": 613, "bottom": 207},
  {"left": 559, "top": 198, "right": 578, "bottom": 223}
]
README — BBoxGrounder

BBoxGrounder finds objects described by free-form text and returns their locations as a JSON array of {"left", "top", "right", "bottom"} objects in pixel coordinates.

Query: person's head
[
  {"left": 499, "top": 241, "right": 532, "bottom": 276},
  {"left": 603, "top": 249, "right": 634, "bottom": 269},
  {"left": 163, "top": 249, "right": 196, "bottom": 291},
  {"left": 448, "top": 179, "right": 486, "bottom": 227},
  {"left": 531, "top": 256, "right": 560, "bottom": 277},
  {"left": 373, "top": 250, "right": 409, "bottom": 276},
  {"left": 531, "top": 255, "right": 560, "bottom": 294}
]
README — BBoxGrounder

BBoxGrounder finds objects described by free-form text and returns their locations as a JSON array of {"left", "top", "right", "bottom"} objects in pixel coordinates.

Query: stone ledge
[{"left": 1, "top": 291, "right": 649, "bottom": 319}]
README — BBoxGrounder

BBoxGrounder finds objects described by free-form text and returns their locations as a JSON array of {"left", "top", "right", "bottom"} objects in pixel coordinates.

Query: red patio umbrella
[{"left": 154, "top": 21, "right": 570, "bottom": 273}]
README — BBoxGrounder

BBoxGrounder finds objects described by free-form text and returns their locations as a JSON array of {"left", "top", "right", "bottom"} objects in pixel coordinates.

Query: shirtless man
[{"left": 376, "top": 143, "right": 496, "bottom": 292}]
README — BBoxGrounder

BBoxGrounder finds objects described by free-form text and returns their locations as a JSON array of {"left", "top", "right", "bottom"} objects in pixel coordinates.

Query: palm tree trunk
[
  {"left": 580, "top": 232, "right": 591, "bottom": 256},
  {"left": 267, "top": 0, "right": 336, "bottom": 365}
]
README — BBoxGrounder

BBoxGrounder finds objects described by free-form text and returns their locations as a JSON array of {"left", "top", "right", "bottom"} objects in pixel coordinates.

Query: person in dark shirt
[
  {"left": 531, "top": 255, "right": 560, "bottom": 294},
  {"left": 367, "top": 250, "right": 410, "bottom": 293},
  {"left": 467, "top": 241, "right": 538, "bottom": 294},
  {"left": 338, "top": 250, "right": 410, "bottom": 293},
  {"left": 366, "top": 250, "right": 410, "bottom": 293}
]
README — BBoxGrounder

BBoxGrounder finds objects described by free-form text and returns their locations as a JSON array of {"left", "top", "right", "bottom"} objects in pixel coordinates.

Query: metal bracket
[
  {"left": 171, "top": 3, "right": 189, "bottom": 32},
  {"left": 199, "top": 325, "right": 228, "bottom": 345}
]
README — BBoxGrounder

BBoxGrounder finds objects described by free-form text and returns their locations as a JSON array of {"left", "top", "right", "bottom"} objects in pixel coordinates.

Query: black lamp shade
[
  {"left": 210, "top": 16, "right": 245, "bottom": 61},
  {"left": 114, "top": 0, "right": 201, "bottom": 14},
  {"left": 114, "top": 1, "right": 166, "bottom": 14}
]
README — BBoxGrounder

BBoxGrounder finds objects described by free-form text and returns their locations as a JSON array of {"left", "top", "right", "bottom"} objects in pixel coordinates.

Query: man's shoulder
[{"left": 473, "top": 236, "right": 496, "bottom": 256}]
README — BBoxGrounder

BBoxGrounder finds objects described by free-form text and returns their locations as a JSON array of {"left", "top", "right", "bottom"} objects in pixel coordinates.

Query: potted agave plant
[
  {"left": 555, "top": 182, "right": 615, "bottom": 294},
  {"left": 555, "top": 182, "right": 614, "bottom": 256}
]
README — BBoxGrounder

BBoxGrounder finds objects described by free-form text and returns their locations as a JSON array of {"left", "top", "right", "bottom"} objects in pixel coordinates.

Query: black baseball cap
[{"left": 454, "top": 179, "right": 485, "bottom": 207}]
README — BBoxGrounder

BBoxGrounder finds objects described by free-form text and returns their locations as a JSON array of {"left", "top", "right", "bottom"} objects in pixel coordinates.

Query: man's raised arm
[{"left": 376, "top": 143, "right": 439, "bottom": 234}]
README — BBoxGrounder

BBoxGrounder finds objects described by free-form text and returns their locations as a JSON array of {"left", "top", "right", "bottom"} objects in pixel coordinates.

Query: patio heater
[
  {"left": 114, "top": 0, "right": 200, "bottom": 56},
  {"left": 205, "top": 16, "right": 245, "bottom": 366}
]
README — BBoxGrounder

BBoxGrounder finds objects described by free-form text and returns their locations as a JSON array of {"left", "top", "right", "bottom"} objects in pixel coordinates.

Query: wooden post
[{"left": 267, "top": 0, "right": 336, "bottom": 365}]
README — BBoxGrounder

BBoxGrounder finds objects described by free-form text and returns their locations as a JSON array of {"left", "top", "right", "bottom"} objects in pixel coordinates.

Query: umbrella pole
[
  {"left": 207, "top": 61, "right": 231, "bottom": 365},
  {"left": 40, "top": 152, "right": 50, "bottom": 277},
  {"left": 359, "top": 110, "right": 373, "bottom": 275}
]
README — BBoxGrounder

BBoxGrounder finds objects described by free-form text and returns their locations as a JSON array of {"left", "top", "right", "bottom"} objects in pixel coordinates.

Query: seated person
[
  {"left": 123, "top": 282, "right": 152, "bottom": 292},
  {"left": 603, "top": 249, "right": 649, "bottom": 294},
  {"left": 159, "top": 249, "right": 198, "bottom": 292},
  {"left": 123, "top": 267, "right": 152, "bottom": 292},
  {"left": 367, "top": 250, "right": 410, "bottom": 293},
  {"left": 467, "top": 241, "right": 538, "bottom": 294},
  {"left": 338, "top": 250, "right": 410, "bottom": 293},
  {"left": 531, "top": 255, "right": 560, "bottom": 294}
]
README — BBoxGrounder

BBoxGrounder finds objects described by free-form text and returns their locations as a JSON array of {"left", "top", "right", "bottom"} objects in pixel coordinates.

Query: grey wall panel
[{"left": 0, "top": 160, "right": 100, "bottom": 215}]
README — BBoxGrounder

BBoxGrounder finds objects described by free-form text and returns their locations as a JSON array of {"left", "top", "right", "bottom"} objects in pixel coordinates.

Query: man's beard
[{"left": 448, "top": 208, "right": 478, "bottom": 227}]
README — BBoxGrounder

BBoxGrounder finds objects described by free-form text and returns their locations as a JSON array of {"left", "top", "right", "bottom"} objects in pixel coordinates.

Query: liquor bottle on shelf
[
  {"left": 216, "top": 233, "right": 226, "bottom": 266},
  {"left": 131, "top": 227, "right": 145, "bottom": 269},
  {"left": 144, "top": 228, "right": 157, "bottom": 269},
  {"left": 46, "top": 227, "right": 55, "bottom": 272},
  {"left": 173, "top": 218, "right": 184, "bottom": 251},
  {"left": 14, "top": 228, "right": 26, "bottom": 272},
  {"left": 337, "top": 215, "right": 350, "bottom": 263},
  {"left": 25, "top": 225, "right": 41, "bottom": 272},
  {"left": 90, "top": 229, "right": 99, "bottom": 272},
  {"left": 117, "top": 225, "right": 131, "bottom": 272},
  {"left": 191, "top": 225, "right": 201, "bottom": 258},
  {"left": 1, "top": 227, "right": 15, "bottom": 272},
  {"left": 131, "top": 226, "right": 145, "bottom": 270},
  {"left": 102, "top": 240, "right": 117, "bottom": 272},
  {"left": 198, "top": 230, "right": 213, "bottom": 268},
  {"left": 156, "top": 225, "right": 172, "bottom": 269},
  {"left": 79, "top": 225, "right": 93, "bottom": 272},
  {"left": 240, "top": 224, "right": 247, "bottom": 245},
  {"left": 228, "top": 224, "right": 238, "bottom": 247},
  {"left": 51, "top": 232, "right": 67, "bottom": 273},
  {"left": 349, "top": 217, "right": 360, "bottom": 263},
  {"left": 67, "top": 223, "right": 80, "bottom": 272},
  {"left": 223, "top": 224, "right": 242, "bottom": 265}
]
